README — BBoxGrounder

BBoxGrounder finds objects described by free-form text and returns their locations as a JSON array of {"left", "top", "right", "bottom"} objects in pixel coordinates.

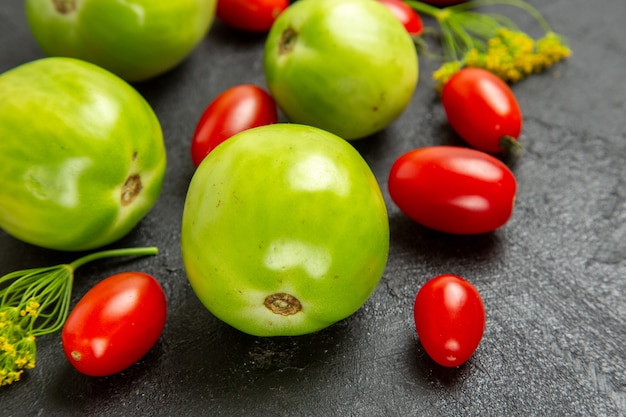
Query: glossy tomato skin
[
  {"left": 25, "top": 0, "right": 216, "bottom": 82},
  {"left": 182, "top": 124, "right": 390, "bottom": 336},
  {"left": 217, "top": 0, "right": 289, "bottom": 32},
  {"left": 414, "top": 274, "right": 485, "bottom": 367},
  {"left": 191, "top": 84, "right": 279, "bottom": 167},
  {"left": 388, "top": 146, "right": 517, "bottom": 234},
  {"left": 442, "top": 68, "right": 522, "bottom": 154},
  {"left": 377, "top": 0, "right": 423, "bottom": 36},
  {"left": 0, "top": 57, "right": 166, "bottom": 251},
  {"left": 264, "top": 0, "right": 418, "bottom": 140},
  {"left": 62, "top": 272, "right": 167, "bottom": 377}
]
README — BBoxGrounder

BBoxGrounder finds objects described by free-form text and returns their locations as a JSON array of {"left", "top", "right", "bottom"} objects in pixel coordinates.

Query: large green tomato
[
  {"left": 263, "top": 0, "right": 418, "bottom": 140},
  {"left": 0, "top": 57, "right": 166, "bottom": 251},
  {"left": 181, "top": 124, "right": 389, "bottom": 336},
  {"left": 25, "top": 0, "right": 216, "bottom": 82}
]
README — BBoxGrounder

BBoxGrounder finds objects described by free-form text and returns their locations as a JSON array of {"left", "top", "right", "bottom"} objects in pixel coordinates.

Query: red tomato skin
[
  {"left": 216, "top": 0, "right": 289, "bottom": 32},
  {"left": 441, "top": 68, "right": 522, "bottom": 154},
  {"left": 191, "top": 84, "right": 278, "bottom": 167},
  {"left": 62, "top": 272, "right": 167, "bottom": 377},
  {"left": 388, "top": 146, "right": 517, "bottom": 234},
  {"left": 414, "top": 274, "right": 485, "bottom": 367},
  {"left": 377, "top": 0, "right": 424, "bottom": 36}
]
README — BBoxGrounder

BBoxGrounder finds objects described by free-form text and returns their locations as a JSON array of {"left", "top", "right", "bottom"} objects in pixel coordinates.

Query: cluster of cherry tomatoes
[
  {"left": 382, "top": 0, "right": 523, "bottom": 368},
  {"left": 389, "top": 6, "right": 524, "bottom": 367}
]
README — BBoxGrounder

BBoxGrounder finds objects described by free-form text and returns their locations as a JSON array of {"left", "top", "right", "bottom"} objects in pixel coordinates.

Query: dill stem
[{"left": 69, "top": 246, "right": 159, "bottom": 270}]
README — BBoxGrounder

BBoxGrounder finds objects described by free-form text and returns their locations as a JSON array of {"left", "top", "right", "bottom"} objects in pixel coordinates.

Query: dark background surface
[{"left": 1, "top": 1, "right": 624, "bottom": 416}]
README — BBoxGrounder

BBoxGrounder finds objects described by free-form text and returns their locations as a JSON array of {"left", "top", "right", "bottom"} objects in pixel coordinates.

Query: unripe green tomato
[
  {"left": 181, "top": 124, "right": 390, "bottom": 336},
  {"left": 25, "top": 0, "right": 216, "bottom": 82},
  {"left": 0, "top": 57, "right": 166, "bottom": 251},
  {"left": 263, "top": 0, "right": 419, "bottom": 140}
]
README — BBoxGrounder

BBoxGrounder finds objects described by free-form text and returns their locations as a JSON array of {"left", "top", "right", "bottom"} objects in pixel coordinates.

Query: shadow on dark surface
[
  {"left": 207, "top": 20, "right": 270, "bottom": 47},
  {"left": 389, "top": 211, "right": 504, "bottom": 264},
  {"left": 46, "top": 340, "right": 169, "bottom": 415},
  {"left": 132, "top": 20, "right": 268, "bottom": 90},
  {"left": 350, "top": 129, "right": 394, "bottom": 164},
  {"left": 409, "top": 339, "right": 471, "bottom": 388},
  {"left": 154, "top": 315, "right": 364, "bottom": 413},
  {"left": 176, "top": 315, "right": 353, "bottom": 377},
  {"left": 0, "top": 233, "right": 77, "bottom": 274}
]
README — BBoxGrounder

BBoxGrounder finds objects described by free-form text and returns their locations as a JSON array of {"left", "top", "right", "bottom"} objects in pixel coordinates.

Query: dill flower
[
  {"left": 405, "top": 0, "right": 572, "bottom": 90},
  {"left": 0, "top": 308, "right": 36, "bottom": 386},
  {"left": 433, "top": 29, "right": 572, "bottom": 90},
  {"left": 0, "top": 246, "right": 158, "bottom": 386},
  {"left": 533, "top": 32, "right": 572, "bottom": 70}
]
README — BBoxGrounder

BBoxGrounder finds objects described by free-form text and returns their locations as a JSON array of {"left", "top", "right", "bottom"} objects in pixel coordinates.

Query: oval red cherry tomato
[
  {"left": 191, "top": 84, "right": 279, "bottom": 167},
  {"left": 388, "top": 146, "right": 517, "bottom": 234},
  {"left": 62, "top": 272, "right": 167, "bottom": 377},
  {"left": 216, "top": 0, "right": 289, "bottom": 32},
  {"left": 377, "top": 0, "right": 423, "bottom": 36},
  {"left": 414, "top": 274, "right": 485, "bottom": 367},
  {"left": 442, "top": 67, "right": 523, "bottom": 154}
]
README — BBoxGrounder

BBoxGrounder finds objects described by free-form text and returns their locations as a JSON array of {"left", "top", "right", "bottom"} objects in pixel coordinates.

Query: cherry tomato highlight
[
  {"left": 388, "top": 146, "right": 517, "bottom": 234},
  {"left": 216, "top": 0, "right": 289, "bottom": 32},
  {"left": 62, "top": 272, "right": 167, "bottom": 377},
  {"left": 442, "top": 67, "right": 522, "bottom": 154},
  {"left": 414, "top": 274, "right": 485, "bottom": 367},
  {"left": 377, "top": 0, "right": 423, "bottom": 36},
  {"left": 190, "top": 84, "right": 278, "bottom": 167}
]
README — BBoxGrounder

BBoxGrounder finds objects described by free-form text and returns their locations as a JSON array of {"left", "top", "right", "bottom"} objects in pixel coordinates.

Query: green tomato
[
  {"left": 0, "top": 57, "right": 166, "bottom": 251},
  {"left": 263, "top": 0, "right": 418, "bottom": 140},
  {"left": 181, "top": 124, "right": 389, "bottom": 336},
  {"left": 25, "top": 0, "right": 216, "bottom": 82}
]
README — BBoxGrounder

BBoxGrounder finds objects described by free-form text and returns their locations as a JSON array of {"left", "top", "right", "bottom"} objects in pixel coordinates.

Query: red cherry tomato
[
  {"left": 216, "top": 0, "right": 289, "bottom": 32},
  {"left": 191, "top": 84, "right": 279, "bottom": 167},
  {"left": 377, "top": 0, "right": 423, "bottom": 36},
  {"left": 388, "top": 146, "right": 517, "bottom": 234},
  {"left": 62, "top": 272, "right": 167, "bottom": 377},
  {"left": 442, "top": 67, "right": 523, "bottom": 154},
  {"left": 414, "top": 274, "right": 485, "bottom": 367}
]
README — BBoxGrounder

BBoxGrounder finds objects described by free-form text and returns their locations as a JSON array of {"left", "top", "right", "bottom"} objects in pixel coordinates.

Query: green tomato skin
[
  {"left": 25, "top": 0, "right": 216, "bottom": 82},
  {"left": 0, "top": 57, "right": 166, "bottom": 251},
  {"left": 263, "top": 0, "right": 418, "bottom": 140},
  {"left": 181, "top": 124, "right": 390, "bottom": 336}
]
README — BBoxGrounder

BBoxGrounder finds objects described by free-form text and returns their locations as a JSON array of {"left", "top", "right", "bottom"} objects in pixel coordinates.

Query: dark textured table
[{"left": 1, "top": 1, "right": 624, "bottom": 416}]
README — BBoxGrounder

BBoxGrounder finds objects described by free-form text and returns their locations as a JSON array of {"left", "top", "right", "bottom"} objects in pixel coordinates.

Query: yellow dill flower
[
  {"left": 1, "top": 341, "right": 15, "bottom": 357},
  {"left": 0, "top": 369, "right": 24, "bottom": 387},
  {"left": 433, "top": 61, "right": 462, "bottom": 92},
  {"left": 406, "top": 0, "right": 572, "bottom": 89},
  {"left": 534, "top": 32, "right": 572, "bottom": 69},
  {"left": 0, "top": 317, "right": 33, "bottom": 385},
  {"left": 499, "top": 29, "right": 535, "bottom": 54},
  {"left": 433, "top": 26, "right": 571, "bottom": 90},
  {"left": 14, "top": 335, "right": 37, "bottom": 369},
  {"left": 497, "top": 30, "right": 535, "bottom": 75},
  {"left": 20, "top": 299, "right": 40, "bottom": 318}
]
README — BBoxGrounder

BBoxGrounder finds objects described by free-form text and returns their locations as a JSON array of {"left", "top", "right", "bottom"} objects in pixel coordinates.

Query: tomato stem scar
[
  {"left": 52, "top": 0, "right": 76, "bottom": 14},
  {"left": 264, "top": 293, "right": 302, "bottom": 315},
  {"left": 121, "top": 174, "right": 143, "bottom": 206},
  {"left": 279, "top": 27, "right": 297, "bottom": 55}
]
